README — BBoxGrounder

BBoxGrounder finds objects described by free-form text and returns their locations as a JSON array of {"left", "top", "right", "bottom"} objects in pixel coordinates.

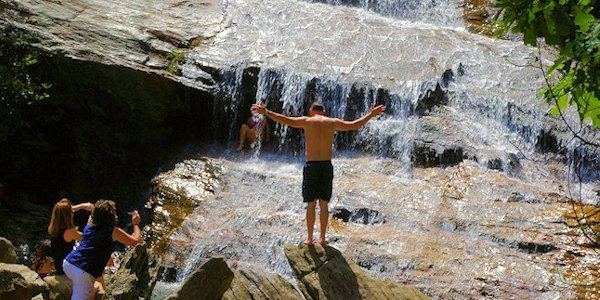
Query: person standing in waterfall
[{"left": 252, "top": 101, "right": 385, "bottom": 244}]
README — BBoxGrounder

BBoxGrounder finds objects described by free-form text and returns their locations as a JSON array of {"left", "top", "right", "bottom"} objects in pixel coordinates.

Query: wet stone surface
[
  {"left": 151, "top": 151, "right": 599, "bottom": 299},
  {"left": 145, "top": 158, "right": 223, "bottom": 255},
  {"left": 331, "top": 206, "right": 385, "bottom": 225}
]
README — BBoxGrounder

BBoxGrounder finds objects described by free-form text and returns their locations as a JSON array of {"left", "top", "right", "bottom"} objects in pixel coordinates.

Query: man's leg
[
  {"left": 305, "top": 200, "right": 317, "bottom": 245},
  {"left": 318, "top": 199, "right": 328, "bottom": 244},
  {"left": 237, "top": 124, "right": 249, "bottom": 151}
]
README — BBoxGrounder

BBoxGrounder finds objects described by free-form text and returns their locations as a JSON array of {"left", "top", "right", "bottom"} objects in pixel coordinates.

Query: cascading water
[
  {"left": 151, "top": 0, "right": 598, "bottom": 298},
  {"left": 307, "top": 0, "right": 465, "bottom": 28}
]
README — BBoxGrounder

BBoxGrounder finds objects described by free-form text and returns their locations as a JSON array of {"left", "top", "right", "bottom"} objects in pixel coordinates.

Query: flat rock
[
  {"left": 167, "top": 257, "right": 234, "bottom": 300},
  {"left": 222, "top": 268, "right": 303, "bottom": 300},
  {"left": 0, "top": 263, "right": 48, "bottom": 299},
  {"left": 284, "top": 243, "right": 430, "bottom": 300},
  {"left": 0, "top": 0, "right": 225, "bottom": 91}
]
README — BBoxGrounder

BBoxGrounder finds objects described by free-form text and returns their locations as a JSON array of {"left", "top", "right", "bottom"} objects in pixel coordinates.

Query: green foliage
[
  {"left": 166, "top": 51, "right": 185, "bottom": 75},
  {"left": 0, "top": 27, "right": 52, "bottom": 142},
  {"left": 494, "top": 0, "right": 600, "bottom": 128}
]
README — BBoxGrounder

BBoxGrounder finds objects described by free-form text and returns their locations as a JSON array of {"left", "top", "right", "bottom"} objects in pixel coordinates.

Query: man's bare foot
[
  {"left": 303, "top": 239, "right": 314, "bottom": 245},
  {"left": 318, "top": 237, "right": 328, "bottom": 245},
  {"left": 236, "top": 145, "right": 244, "bottom": 151}
]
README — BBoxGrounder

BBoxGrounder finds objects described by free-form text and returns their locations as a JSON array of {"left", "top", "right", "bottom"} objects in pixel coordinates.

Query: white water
[
  {"left": 153, "top": 151, "right": 598, "bottom": 299},
  {"left": 307, "top": 0, "right": 465, "bottom": 28},
  {"left": 150, "top": 0, "right": 599, "bottom": 298}
]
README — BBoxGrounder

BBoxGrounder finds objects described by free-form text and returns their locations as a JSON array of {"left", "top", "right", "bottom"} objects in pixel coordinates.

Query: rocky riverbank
[
  {"left": 164, "top": 243, "right": 429, "bottom": 300},
  {"left": 151, "top": 154, "right": 598, "bottom": 299},
  {"left": 0, "top": 236, "right": 164, "bottom": 300},
  {"left": 1, "top": 0, "right": 598, "bottom": 299}
]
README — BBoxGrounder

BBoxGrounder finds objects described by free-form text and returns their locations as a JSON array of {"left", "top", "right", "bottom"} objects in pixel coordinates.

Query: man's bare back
[
  {"left": 303, "top": 115, "right": 337, "bottom": 161},
  {"left": 251, "top": 101, "right": 384, "bottom": 244},
  {"left": 252, "top": 103, "right": 384, "bottom": 160}
]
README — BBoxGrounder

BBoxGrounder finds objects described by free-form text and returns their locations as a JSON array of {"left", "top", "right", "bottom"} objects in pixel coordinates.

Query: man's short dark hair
[{"left": 310, "top": 102, "right": 325, "bottom": 111}]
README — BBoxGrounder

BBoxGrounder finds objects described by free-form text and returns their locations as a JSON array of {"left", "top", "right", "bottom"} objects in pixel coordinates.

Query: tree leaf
[
  {"left": 524, "top": 27, "right": 537, "bottom": 45},
  {"left": 574, "top": 8, "right": 595, "bottom": 31}
]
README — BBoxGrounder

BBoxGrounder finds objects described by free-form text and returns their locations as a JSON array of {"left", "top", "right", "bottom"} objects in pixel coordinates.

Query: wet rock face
[
  {"left": 0, "top": 262, "right": 48, "bottom": 299},
  {"left": 167, "top": 257, "right": 234, "bottom": 300},
  {"left": 487, "top": 158, "right": 502, "bottom": 170},
  {"left": 412, "top": 145, "right": 466, "bottom": 168},
  {"left": 332, "top": 207, "right": 385, "bottom": 225},
  {"left": 222, "top": 268, "right": 304, "bottom": 300},
  {"left": 2, "top": 0, "right": 587, "bottom": 177},
  {"left": 309, "top": 0, "right": 465, "bottom": 27},
  {"left": 105, "top": 244, "right": 163, "bottom": 300},
  {"left": 486, "top": 154, "right": 522, "bottom": 175},
  {"left": 0, "top": 0, "right": 225, "bottom": 92},
  {"left": 507, "top": 192, "right": 540, "bottom": 204},
  {"left": 284, "top": 243, "right": 430, "bottom": 299},
  {"left": 146, "top": 158, "right": 222, "bottom": 254},
  {"left": 158, "top": 156, "right": 599, "bottom": 299},
  {"left": 535, "top": 129, "right": 562, "bottom": 154},
  {"left": 414, "top": 68, "right": 458, "bottom": 116},
  {"left": 165, "top": 255, "right": 304, "bottom": 299},
  {"left": 0, "top": 237, "right": 17, "bottom": 264}
]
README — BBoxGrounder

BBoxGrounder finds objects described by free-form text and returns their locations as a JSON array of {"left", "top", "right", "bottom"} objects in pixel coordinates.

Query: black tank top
[{"left": 50, "top": 229, "right": 75, "bottom": 274}]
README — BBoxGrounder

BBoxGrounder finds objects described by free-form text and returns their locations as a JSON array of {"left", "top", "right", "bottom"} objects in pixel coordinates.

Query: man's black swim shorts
[{"left": 302, "top": 160, "right": 334, "bottom": 203}]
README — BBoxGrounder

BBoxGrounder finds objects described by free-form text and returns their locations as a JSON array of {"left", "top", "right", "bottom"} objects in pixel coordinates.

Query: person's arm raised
[
  {"left": 334, "top": 104, "right": 385, "bottom": 131},
  {"left": 72, "top": 202, "right": 93, "bottom": 212},
  {"left": 252, "top": 102, "right": 308, "bottom": 129},
  {"left": 112, "top": 210, "right": 142, "bottom": 247}
]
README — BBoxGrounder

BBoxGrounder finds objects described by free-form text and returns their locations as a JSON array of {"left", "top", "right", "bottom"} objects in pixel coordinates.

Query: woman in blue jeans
[{"left": 63, "top": 199, "right": 142, "bottom": 300}]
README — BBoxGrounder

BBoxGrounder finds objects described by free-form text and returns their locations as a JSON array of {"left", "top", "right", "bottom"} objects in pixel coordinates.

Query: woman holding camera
[{"left": 64, "top": 200, "right": 142, "bottom": 300}]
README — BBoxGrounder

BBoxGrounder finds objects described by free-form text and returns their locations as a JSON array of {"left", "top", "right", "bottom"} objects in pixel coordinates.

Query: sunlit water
[
  {"left": 150, "top": 0, "right": 599, "bottom": 298},
  {"left": 307, "top": 0, "right": 465, "bottom": 28},
  {"left": 191, "top": 0, "right": 596, "bottom": 181},
  {"left": 152, "top": 148, "right": 598, "bottom": 299}
]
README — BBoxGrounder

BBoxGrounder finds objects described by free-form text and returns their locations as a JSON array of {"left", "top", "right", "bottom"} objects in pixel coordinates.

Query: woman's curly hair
[{"left": 91, "top": 199, "right": 117, "bottom": 227}]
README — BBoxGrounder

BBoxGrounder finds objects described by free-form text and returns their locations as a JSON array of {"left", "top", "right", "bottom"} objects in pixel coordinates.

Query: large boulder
[
  {"left": 0, "top": 263, "right": 49, "bottom": 299},
  {"left": 167, "top": 257, "right": 234, "bottom": 300},
  {"left": 284, "top": 244, "right": 430, "bottom": 300},
  {"left": 0, "top": 237, "right": 17, "bottom": 264},
  {"left": 44, "top": 275, "right": 72, "bottom": 300},
  {"left": 105, "top": 244, "right": 163, "bottom": 300},
  {"left": 222, "top": 268, "right": 303, "bottom": 300}
]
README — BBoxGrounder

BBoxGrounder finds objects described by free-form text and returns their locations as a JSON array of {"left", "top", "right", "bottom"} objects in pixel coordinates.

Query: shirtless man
[{"left": 252, "top": 101, "right": 385, "bottom": 244}]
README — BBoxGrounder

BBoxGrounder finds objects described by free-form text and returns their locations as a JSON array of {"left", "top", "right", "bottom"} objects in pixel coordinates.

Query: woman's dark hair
[
  {"left": 31, "top": 239, "right": 52, "bottom": 271},
  {"left": 91, "top": 199, "right": 117, "bottom": 227}
]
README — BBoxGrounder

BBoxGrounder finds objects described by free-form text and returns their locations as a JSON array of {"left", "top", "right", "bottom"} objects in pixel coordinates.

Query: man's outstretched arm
[
  {"left": 252, "top": 102, "right": 307, "bottom": 128},
  {"left": 334, "top": 104, "right": 385, "bottom": 131}
]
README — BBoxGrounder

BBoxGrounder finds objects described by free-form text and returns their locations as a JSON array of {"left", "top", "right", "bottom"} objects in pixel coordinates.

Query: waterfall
[
  {"left": 307, "top": 0, "right": 465, "bottom": 28},
  {"left": 209, "top": 60, "right": 598, "bottom": 181}
]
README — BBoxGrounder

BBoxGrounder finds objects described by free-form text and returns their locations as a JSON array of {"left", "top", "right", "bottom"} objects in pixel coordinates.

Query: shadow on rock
[{"left": 284, "top": 243, "right": 430, "bottom": 300}]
